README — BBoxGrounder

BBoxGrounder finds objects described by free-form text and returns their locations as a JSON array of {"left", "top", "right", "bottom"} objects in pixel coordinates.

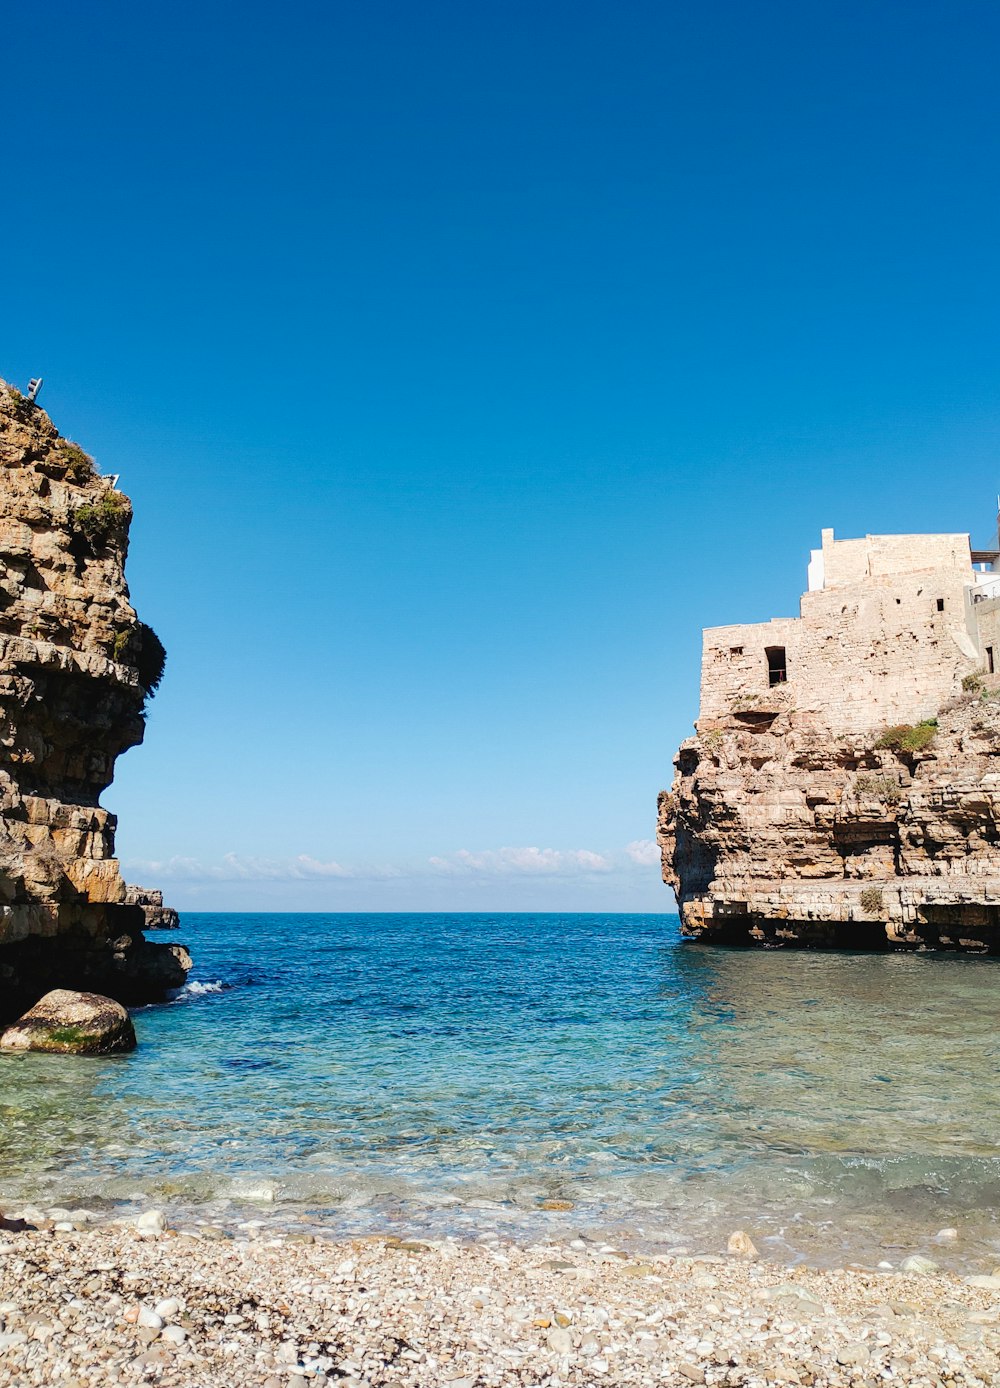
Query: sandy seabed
[{"left": 1, "top": 1216, "right": 999, "bottom": 1388}]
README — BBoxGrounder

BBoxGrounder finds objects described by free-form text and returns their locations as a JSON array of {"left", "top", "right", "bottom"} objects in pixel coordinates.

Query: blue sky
[{"left": 4, "top": 0, "right": 1000, "bottom": 909}]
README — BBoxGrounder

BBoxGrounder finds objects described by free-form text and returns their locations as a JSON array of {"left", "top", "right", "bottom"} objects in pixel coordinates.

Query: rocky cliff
[
  {"left": 659, "top": 685, "right": 1000, "bottom": 952},
  {"left": 0, "top": 379, "right": 189, "bottom": 1020}
]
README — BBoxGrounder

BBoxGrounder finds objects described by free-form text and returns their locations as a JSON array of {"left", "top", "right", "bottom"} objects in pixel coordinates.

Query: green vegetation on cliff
[
  {"left": 71, "top": 493, "right": 128, "bottom": 550},
  {"left": 875, "top": 720, "right": 937, "bottom": 754}
]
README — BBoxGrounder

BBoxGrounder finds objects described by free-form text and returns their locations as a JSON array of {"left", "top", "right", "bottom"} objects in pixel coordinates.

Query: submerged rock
[
  {"left": 0, "top": 989, "right": 136, "bottom": 1054},
  {"left": 727, "top": 1230, "right": 759, "bottom": 1258},
  {"left": 966, "top": 1273, "right": 1000, "bottom": 1290}
]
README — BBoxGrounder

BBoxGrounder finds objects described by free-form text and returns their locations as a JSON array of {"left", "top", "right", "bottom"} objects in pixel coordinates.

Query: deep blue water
[{"left": 3, "top": 912, "right": 1000, "bottom": 1268}]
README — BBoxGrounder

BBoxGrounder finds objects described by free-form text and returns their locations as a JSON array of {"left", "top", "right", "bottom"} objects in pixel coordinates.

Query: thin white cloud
[
  {"left": 625, "top": 838, "right": 661, "bottom": 866},
  {"left": 123, "top": 853, "right": 400, "bottom": 883},
  {"left": 427, "top": 846, "right": 614, "bottom": 876},
  {"left": 125, "top": 839, "right": 661, "bottom": 886}
]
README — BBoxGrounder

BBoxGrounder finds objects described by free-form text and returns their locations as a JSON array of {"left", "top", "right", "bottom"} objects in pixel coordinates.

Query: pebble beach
[
  {"left": 2, "top": 1212, "right": 1000, "bottom": 1388},
  {"left": 7, "top": 919, "right": 1000, "bottom": 1386}
]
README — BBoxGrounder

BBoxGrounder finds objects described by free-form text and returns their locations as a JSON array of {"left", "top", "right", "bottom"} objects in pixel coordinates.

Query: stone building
[
  {"left": 699, "top": 525, "right": 1000, "bottom": 735},
  {"left": 659, "top": 518, "right": 1000, "bottom": 952}
]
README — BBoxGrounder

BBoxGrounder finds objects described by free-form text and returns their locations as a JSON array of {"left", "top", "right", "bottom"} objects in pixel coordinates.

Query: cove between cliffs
[{"left": 3, "top": 910, "right": 1000, "bottom": 1279}]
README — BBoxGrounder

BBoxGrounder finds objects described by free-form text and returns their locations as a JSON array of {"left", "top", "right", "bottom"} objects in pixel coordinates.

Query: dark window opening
[
  {"left": 936, "top": 598, "right": 945, "bottom": 612},
  {"left": 765, "top": 646, "right": 787, "bottom": 686},
  {"left": 895, "top": 598, "right": 901, "bottom": 605},
  {"left": 730, "top": 645, "right": 743, "bottom": 656},
  {"left": 988, "top": 647, "right": 995, "bottom": 675}
]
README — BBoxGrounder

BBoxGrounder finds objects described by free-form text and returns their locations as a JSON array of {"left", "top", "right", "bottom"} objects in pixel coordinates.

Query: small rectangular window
[
  {"left": 765, "top": 646, "right": 787, "bottom": 686},
  {"left": 730, "top": 646, "right": 743, "bottom": 656},
  {"left": 937, "top": 598, "right": 945, "bottom": 612},
  {"left": 988, "top": 647, "right": 995, "bottom": 675}
]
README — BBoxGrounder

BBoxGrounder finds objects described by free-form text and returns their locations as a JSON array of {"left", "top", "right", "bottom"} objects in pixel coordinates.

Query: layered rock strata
[
  {"left": 124, "top": 884, "right": 180, "bottom": 930},
  {"left": 0, "top": 380, "right": 188, "bottom": 1020},
  {"left": 659, "top": 687, "right": 1000, "bottom": 952}
]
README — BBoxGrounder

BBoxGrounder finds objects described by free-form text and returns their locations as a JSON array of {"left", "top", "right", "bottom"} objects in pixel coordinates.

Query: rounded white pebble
[
  {"left": 136, "top": 1209, "right": 166, "bottom": 1232},
  {"left": 154, "top": 1298, "right": 180, "bottom": 1320},
  {"left": 547, "top": 1327, "right": 573, "bottom": 1354},
  {"left": 160, "top": 1324, "right": 187, "bottom": 1345},
  {"left": 137, "top": 1307, "right": 163, "bottom": 1330}
]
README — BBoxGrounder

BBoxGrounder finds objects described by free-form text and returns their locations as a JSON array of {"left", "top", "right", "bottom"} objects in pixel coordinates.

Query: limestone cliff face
[
  {"left": 0, "top": 380, "right": 189, "bottom": 1018},
  {"left": 659, "top": 691, "right": 1000, "bottom": 952}
]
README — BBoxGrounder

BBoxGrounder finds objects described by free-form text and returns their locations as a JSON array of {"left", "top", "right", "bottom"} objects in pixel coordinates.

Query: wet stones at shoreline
[
  {"left": 2, "top": 1217, "right": 1000, "bottom": 1386},
  {"left": 0, "top": 989, "right": 137, "bottom": 1055},
  {"left": 726, "top": 1230, "right": 759, "bottom": 1258}
]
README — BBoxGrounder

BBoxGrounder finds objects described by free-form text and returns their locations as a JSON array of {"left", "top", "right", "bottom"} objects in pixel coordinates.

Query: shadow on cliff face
[
  {"left": 703, "top": 917, "right": 894, "bottom": 951},
  {"left": 0, "top": 909, "right": 192, "bottom": 1025},
  {"left": 676, "top": 910, "right": 1000, "bottom": 954}
]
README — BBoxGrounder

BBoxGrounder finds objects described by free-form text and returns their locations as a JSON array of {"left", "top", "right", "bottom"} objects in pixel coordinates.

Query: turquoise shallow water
[{"left": 3, "top": 912, "right": 1000, "bottom": 1268}]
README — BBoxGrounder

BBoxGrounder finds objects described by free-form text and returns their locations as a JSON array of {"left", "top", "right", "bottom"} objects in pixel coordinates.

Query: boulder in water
[{"left": 0, "top": 989, "right": 136, "bottom": 1055}]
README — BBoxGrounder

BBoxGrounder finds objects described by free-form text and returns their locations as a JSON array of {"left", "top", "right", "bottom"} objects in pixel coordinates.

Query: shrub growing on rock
[
  {"left": 59, "top": 442, "right": 96, "bottom": 483},
  {"left": 72, "top": 494, "right": 127, "bottom": 551},
  {"left": 875, "top": 720, "right": 937, "bottom": 754},
  {"left": 135, "top": 622, "right": 166, "bottom": 695},
  {"left": 855, "top": 774, "right": 902, "bottom": 804}
]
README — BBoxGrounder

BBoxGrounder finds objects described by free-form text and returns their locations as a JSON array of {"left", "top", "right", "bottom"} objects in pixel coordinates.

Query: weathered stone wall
[
  {"left": 0, "top": 380, "right": 188, "bottom": 1019},
  {"left": 973, "top": 594, "right": 1000, "bottom": 672},
  {"left": 700, "top": 534, "right": 982, "bottom": 734},
  {"left": 821, "top": 529, "right": 972, "bottom": 588}
]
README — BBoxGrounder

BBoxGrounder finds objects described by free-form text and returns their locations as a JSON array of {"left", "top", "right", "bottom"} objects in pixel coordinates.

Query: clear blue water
[{"left": 3, "top": 912, "right": 1000, "bottom": 1269}]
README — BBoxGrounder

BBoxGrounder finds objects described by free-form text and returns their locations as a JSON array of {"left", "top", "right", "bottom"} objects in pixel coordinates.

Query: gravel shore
[{"left": 1, "top": 1216, "right": 999, "bottom": 1387}]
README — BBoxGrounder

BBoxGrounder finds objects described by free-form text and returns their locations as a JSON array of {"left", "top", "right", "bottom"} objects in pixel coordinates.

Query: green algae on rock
[{"left": 0, "top": 989, "right": 137, "bottom": 1054}]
